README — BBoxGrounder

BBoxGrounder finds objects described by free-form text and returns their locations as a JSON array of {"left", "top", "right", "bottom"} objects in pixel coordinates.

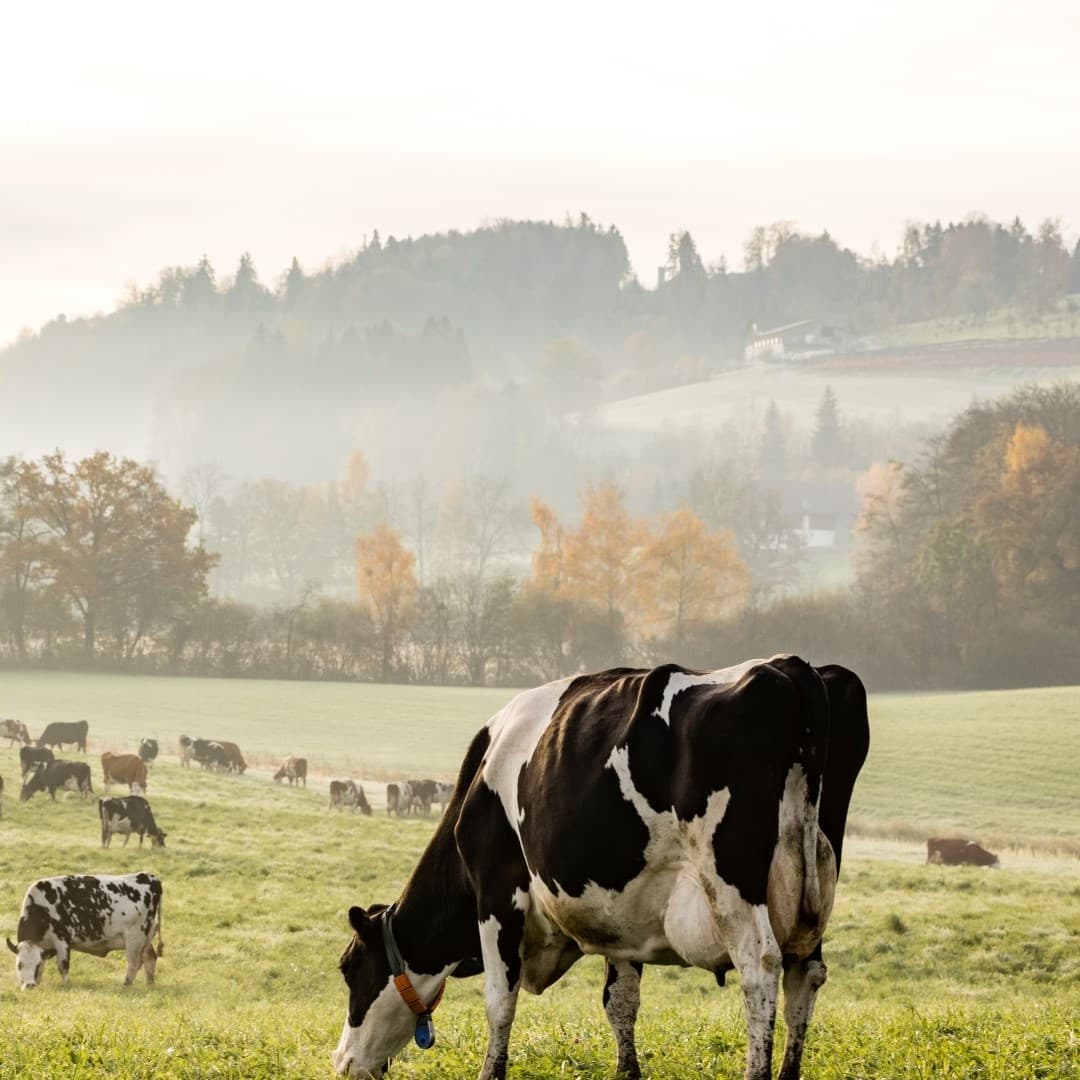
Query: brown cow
[
  {"left": 926, "top": 837, "right": 1000, "bottom": 867},
  {"left": 217, "top": 740, "right": 247, "bottom": 774},
  {"left": 101, "top": 752, "right": 148, "bottom": 794},
  {"left": 273, "top": 756, "right": 308, "bottom": 787}
]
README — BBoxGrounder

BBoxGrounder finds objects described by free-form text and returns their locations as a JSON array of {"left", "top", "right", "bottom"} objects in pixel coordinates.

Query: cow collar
[{"left": 381, "top": 904, "right": 445, "bottom": 1050}]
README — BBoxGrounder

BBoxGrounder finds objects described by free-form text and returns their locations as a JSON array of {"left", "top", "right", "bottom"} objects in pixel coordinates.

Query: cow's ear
[
  {"left": 348, "top": 906, "right": 373, "bottom": 938},
  {"left": 5, "top": 937, "right": 17, "bottom": 954},
  {"left": 452, "top": 956, "right": 484, "bottom": 978}
]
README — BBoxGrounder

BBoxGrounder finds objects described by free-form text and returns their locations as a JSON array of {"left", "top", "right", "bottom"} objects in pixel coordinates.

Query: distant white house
[
  {"left": 745, "top": 318, "right": 847, "bottom": 365},
  {"left": 782, "top": 482, "right": 859, "bottom": 549}
]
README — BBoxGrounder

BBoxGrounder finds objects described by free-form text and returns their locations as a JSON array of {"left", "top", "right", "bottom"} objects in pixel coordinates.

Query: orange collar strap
[
  {"left": 382, "top": 905, "right": 446, "bottom": 1018},
  {"left": 393, "top": 973, "right": 446, "bottom": 1016}
]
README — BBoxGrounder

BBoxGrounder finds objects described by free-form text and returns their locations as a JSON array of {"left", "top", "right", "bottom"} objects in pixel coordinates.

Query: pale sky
[{"left": 3, "top": 0, "right": 1079, "bottom": 347}]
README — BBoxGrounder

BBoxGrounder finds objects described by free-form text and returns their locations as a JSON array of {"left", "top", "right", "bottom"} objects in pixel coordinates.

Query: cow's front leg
[
  {"left": 54, "top": 942, "right": 71, "bottom": 985},
  {"left": 603, "top": 960, "right": 643, "bottom": 1078},
  {"left": 724, "top": 903, "right": 782, "bottom": 1080},
  {"left": 477, "top": 900, "right": 526, "bottom": 1080},
  {"left": 777, "top": 949, "right": 827, "bottom": 1080}
]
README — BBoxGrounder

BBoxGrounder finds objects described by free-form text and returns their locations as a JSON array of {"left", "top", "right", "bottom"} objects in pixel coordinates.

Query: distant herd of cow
[{"left": 1, "top": 718, "right": 456, "bottom": 826}]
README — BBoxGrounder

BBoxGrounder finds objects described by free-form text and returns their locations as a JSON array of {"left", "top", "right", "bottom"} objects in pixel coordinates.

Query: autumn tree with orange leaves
[
  {"left": 640, "top": 508, "right": 750, "bottom": 646},
  {"left": 528, "top": 483, "right": 750, "bottom": 662},
  {"left": 356, "top": 522, "right": 418, "bottom": 681}
]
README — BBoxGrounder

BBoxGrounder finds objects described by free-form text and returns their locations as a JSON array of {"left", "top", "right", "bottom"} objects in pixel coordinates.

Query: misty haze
[{"left": 1, "top": 4, "right": 1078, "bottom": 1078}]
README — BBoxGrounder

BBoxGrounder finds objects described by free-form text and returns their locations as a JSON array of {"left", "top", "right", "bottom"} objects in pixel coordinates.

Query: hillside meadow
[{"left": 0, "top": 672, "right": 1076, "bottom": 1077}]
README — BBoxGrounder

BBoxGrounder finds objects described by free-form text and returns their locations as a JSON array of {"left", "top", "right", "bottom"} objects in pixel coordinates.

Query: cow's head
[
  {"left": 273, "top": 766, "right": 286, "bottom": 783},
  {"left": 7, "top": 938, "right": 54, "bottom": 989},
  {"left": 151, "top": 828, "right": 167, "bottom": 847},
  {"left": 333, "top": 905, "right": 420, "bottom": 1078},
  {"left": 19, "top": 767, "right": 46, "bottom": 802}
]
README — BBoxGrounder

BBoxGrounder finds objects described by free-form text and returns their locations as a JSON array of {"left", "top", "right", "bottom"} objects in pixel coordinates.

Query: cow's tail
[
  {"left": 770, "top": 655, "right": 830, "bottom": 921},
  {"left": 156, "top": 907, "right": 164, "bottom": 958}
]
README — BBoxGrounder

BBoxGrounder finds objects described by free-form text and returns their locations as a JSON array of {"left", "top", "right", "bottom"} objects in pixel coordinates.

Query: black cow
[
  {"left": 20, "top": 746, "right": 54, "bottom": 778},
  {"left": 99, "top": 796, "right": 167, "bottom": 847},
  {"left": 333, "top": 657, "right": 869, "bottom": 1080},
  {"left": 190, "top": 739, "right": 229, "bottom": 771},
  {"left": 36, "top": 721, "right": 88, "bottom": 753},
  {"left": 138, "top": 738, "right": 159, "bottom": 764},
  {"left": 7, "top": 872, "right": 163, "bottom": 988},
  {"left": 20, "top": 761, "right": 94, "bottom": 802}
]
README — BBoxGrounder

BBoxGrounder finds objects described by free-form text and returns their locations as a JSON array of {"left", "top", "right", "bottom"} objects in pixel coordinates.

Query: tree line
[{"left": 3, "top": 384, "right": 1078, "bottom": 690}]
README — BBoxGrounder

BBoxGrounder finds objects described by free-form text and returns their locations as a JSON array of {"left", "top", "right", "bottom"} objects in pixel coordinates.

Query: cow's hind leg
[
  {"left": 777, "top": 948, "right": 827, "bottom": 1080},
  {"left": 603, "top": 960, "right": 643, "bottom": 1078},
  {"left": 123, "top": 934, "right": 145, "bottom": 986},
  {"left": 722, "top": 903, "right": 782, "bottom": 1080},
  {"left": 142, "top": 940, "right": 158, "bottom": 985}
]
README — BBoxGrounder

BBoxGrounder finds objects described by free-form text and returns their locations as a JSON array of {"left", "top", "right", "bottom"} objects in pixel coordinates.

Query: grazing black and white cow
[
  {"left": 401, "top": 779, "right": 453, "bottom": 816},
  {"left": 138, "top": 738, "right": 159, "bottom": 765},
  {"left": 333, "top": 657, "right": 869, "bottom": 1080},
  {"left": 99, "top": 796, "right": 167, "bottom": 848},
  {"left": 21, "top": 760, "right": 94, "bottom": 801},
  {"left": 20, "top": 746, "right": 54, "bottom": 778},
  {"left": 429, "top": 781, "right": 453, "bottom": 813},
  {"left": 1, "top": 718, "right": 31, "bottom": 746},
  {"left": 330, "top": 780, "right": 372, "bottom": 815},
  {"left": 7, "top": 872, "right": 164, "bottom": 988},
  {"left": 191, "top": 738, "right": 230, "bottom": 771},
  {"left": 37, "top": 720, "right": 88, "bottom": 752}
]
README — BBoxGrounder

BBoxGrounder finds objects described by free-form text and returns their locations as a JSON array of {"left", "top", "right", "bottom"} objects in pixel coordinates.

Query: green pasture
[
  {"left": 2, "top": 672, "right": 1078, "bottom": 847},
  {"left": 0, "top": 674, "right": 1077, "bottom": 1077}
]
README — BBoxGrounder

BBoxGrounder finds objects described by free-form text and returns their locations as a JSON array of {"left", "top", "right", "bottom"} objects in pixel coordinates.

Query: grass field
[
  {"left": 595, "top": 361, "right": 1080, "bottom": 436},
  {"left": 0, "top": 673, "right": 1077, "bottom": 1078}
]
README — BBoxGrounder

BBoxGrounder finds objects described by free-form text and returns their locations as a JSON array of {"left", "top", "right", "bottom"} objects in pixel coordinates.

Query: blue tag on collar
[{"left": 414, "top": 1012, "right": 436, "bottom": 1050}]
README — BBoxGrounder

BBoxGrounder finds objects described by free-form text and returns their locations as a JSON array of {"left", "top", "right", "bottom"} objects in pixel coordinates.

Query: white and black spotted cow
[
  {"left": 7, "top": 873, "right": 164, "bottom": 989},
  {"left": 333, "top": 656, "right": 869, "bottom": 1080},
  {"left": 99, "top": 796, "right": 167, "bottom": 848}
]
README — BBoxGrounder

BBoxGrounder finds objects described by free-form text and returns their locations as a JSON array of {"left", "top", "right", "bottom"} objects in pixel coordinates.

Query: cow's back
[{"left": 513, "top": 664, "right": 803, "bottom": 905}]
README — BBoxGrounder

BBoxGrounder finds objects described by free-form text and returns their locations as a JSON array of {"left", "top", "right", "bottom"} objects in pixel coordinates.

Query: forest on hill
[{"left": 3, "top": 214, "right": 1079, "bottom": 488}]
